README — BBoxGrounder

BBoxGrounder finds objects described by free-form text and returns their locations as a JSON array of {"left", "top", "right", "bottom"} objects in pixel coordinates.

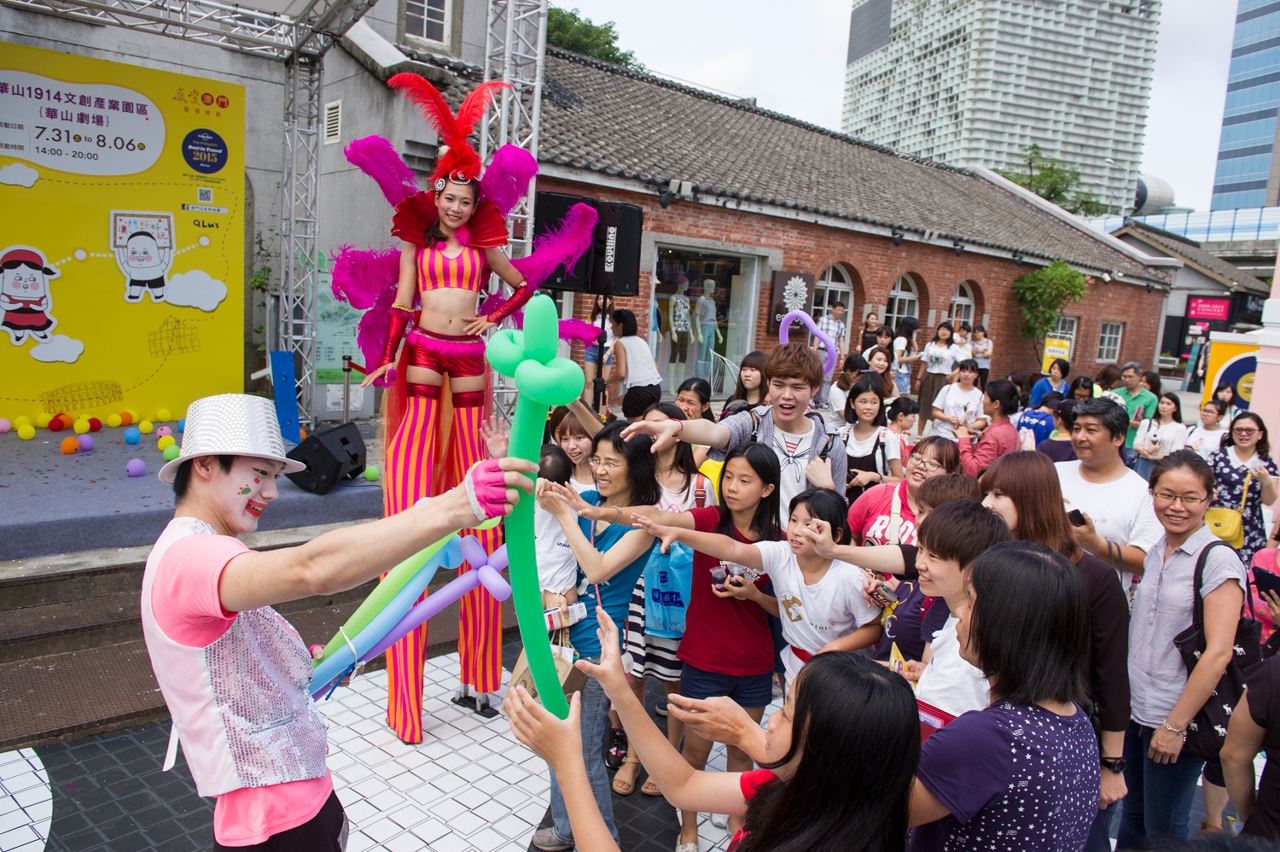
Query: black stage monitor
[
  {"left": 286, "top": 422, "right": 366, "bottom": 495},
  {"left": 532, "top": 192, "right": 595, "bottom": 292}
]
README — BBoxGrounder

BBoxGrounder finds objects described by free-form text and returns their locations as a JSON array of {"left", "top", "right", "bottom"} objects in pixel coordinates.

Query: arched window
[
  {"left": 812, "top": 264, "right": 852, "bottom": 320},
  {"left": 948, "top": 282, "right": 975, "bottom": 326},
  {"left": 885, "top": 274, "right": 919, "bottom": 330}
]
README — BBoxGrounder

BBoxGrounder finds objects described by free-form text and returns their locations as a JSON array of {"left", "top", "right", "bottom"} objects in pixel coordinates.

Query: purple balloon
[
  {"left": 77, "top": 435, "right": 94, "bottom": 452},
  {"left": 126, "top": 458, "right": 146, "bottom": 477},
  {"left": 779, "top": 310, "right": 838, "bottom": 374},
  {"left": 361, "top": 566, "right": 512, "bottom": 662}
]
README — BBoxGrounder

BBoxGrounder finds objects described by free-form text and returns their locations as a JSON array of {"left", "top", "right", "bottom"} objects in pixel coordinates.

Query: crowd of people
[{"left": 506, "top": 331, "right": 1280, "bottom": 852}]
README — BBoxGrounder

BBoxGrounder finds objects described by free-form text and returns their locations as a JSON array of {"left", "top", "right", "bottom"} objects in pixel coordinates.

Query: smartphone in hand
[
  {"left": 1067, "top": 509, "right": 1087, "bottom": 528},
  {"left": 1255, "top": 567, "right": 1280, "bottom": 598}
]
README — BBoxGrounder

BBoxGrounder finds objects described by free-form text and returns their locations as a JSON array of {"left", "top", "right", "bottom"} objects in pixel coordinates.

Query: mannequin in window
[
  {"left": 696, "top": 280, "right": 723, "bottom": 377},
  {"left": 668, "top": 277, "right": 693, "bottom": 393}
]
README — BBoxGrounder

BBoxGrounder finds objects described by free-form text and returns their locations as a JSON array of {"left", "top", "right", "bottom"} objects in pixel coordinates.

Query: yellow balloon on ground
[
  {"left": 35, "top": 413, "right": 52, "bottom": 428},
  {"left": 74, "top": 419, "right": 91, "bottom": 435},
  {"left": 156, "top": 408, "right": 172, "bottom": 422},
  {"left": 17, "top": 424, "right": 35, "bottom": 440},
  {"left": 107, "top": 414, "right": 122, "bottom": 428},
  {"left": 138, "top": 420, "right": 154, "bottom": 435},
  {"left": 126, "top": 409, "right": 138, "bottom": 422},
  {"left": 14, "top": 416, "right": 31, "bottom": 428},
  {"left": 157, "top": 435, "right": 175, "bottom": 450}
]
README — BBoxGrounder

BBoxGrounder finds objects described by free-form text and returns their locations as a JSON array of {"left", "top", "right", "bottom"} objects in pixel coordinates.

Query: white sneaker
[{"left": 711, "top": 814, "right": 728, "bottom": 829}]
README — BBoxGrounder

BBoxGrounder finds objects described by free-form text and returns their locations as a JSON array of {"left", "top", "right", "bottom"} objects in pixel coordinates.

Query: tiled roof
[
  {"left": 536, "top": 48, "right": 1165, "bottom": 283},
  {"left": 1115, "top": 221, "right": 1269, "bottom": 293}
]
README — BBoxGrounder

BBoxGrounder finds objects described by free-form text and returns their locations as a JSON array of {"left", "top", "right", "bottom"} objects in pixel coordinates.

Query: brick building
[
  {"left": 527, "top": 47, "right": 1168, "bottom": 393},
  {"left": 323, "top": 37, "right": 1171, "bottom": 395}
]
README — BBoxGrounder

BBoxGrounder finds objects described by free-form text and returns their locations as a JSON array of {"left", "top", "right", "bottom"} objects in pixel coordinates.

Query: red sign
[{"left": 1188, "top": 297, "right": 1231, "bottom": 321}]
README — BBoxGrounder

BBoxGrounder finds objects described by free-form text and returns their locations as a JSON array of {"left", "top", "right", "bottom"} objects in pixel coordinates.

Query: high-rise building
[
  {"left": 1210, "top": 0, "right": 1280, "bottom": 210},
  {"left": 842, "top": 0, "right": 1160, "bottom": 213}
]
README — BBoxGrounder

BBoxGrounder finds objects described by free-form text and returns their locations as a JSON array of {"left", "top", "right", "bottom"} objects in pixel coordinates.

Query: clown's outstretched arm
[
  {"left": 362, "top": 245, "right": 418, "bottom": 387},
  {"left": 216, "top": 458, "right": 536, "bottom": 613}
]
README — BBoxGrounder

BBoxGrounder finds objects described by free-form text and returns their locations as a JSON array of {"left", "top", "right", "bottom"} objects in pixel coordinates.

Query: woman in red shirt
[
  {"left": 955, "top": 379, "right": 1020, "bottom": 478},
  {"left": 506, "top": 610, "right": 919, "bottom": 852}
]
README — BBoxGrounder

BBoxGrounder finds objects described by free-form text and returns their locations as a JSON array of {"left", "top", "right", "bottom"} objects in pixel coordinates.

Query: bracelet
[
  {"left": 614, "top": 506, "right": 622, "bottom": 524},
  {"left": 1161, "top": 721, "right": 1187, "bottom": 740},
  {"left": 391, "top": 302, "right": 413, "bottom": 312},
  {"left": 675, "top": 419, "right": 684, "bottom": 435}
]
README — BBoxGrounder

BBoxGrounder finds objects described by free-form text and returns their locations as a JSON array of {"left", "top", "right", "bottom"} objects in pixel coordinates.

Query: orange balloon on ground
[
  {"left": 120, "top": 412, "right": 133, "bottom": 426},
  {"left": 60, "top": 437, "right": 79, "bottom": 454}
]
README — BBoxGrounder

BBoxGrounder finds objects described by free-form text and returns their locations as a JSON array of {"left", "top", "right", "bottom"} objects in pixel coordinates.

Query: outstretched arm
[
  {"left": 217, "top": 458, "right": 536, "bottom": 612},
  {"left": 622, "top": 417, "right": 731, "bottom": 453},
  {"left": 632, "top": 515, "right": 763, "bottom": 571},
  {"left": 798, "top": 519, "right": 908, "bottom": 574},
  {"left": 547, "top": 483, "right": 696, "bottom": 530},
  {"left": 579, "top": 609, "right": 747, "bottom": 814}
]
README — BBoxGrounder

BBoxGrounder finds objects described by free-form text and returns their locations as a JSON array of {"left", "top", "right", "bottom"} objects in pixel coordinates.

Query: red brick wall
[{"left": 538, "top": 176, "right": 1165, "bottom": 383}]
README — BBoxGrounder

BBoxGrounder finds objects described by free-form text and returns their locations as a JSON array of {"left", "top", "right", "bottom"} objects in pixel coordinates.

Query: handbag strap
[
  {"left": 1190, "top": 539, "right": 1253, "bottom": 634},
  {"left": 1239, "top": 472, "right": 1253, "bottom": 514}
]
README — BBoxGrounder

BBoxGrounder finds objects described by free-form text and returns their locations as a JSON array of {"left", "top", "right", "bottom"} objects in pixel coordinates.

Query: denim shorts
[{"left": 679, "top": 662, "right": 773, "bottom": 709}]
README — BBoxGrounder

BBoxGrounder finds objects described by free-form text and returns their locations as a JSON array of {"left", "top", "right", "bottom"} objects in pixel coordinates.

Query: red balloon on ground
[
  {"left": 48, "top": 417, "right": 65, "bottom": 432},
  {"left": 88, "top": 418, "right": 102, "bottom": 432}
]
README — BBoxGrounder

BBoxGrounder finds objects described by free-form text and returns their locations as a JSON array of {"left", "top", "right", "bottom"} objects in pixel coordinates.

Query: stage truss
[{"left": 480, "top": 0, "right": 548, "bottom": 422}]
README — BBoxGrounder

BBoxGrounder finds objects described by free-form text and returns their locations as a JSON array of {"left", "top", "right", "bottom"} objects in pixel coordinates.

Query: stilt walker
[{"left": 332, "top": 73, "right": 600, "bottom": 743}]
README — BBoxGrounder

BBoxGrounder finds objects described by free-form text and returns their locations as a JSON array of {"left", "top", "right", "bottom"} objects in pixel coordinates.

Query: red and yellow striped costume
[{"left": 381, "top": 242, "right": 503, "bottom": 744}]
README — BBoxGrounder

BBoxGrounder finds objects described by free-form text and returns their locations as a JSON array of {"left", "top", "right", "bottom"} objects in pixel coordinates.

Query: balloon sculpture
[
  {"left": 486, "top": 293, "right": 585, "bottom": 719},
  {"left": 779, "top": 309, "right": 838, "bottom": 374}
]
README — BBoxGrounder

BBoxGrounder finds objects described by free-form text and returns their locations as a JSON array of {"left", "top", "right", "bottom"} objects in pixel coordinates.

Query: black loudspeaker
[
  {"left": 591, "top": 199, "right": 643, "bottom": 297},
  {"left": 532, "top": 192, "right": 644, "bottom": 297},
  {"left": 533, "top": 191, "right": 595, "bottom": 292},
  {"left": 285, "top": 422, "right": 366, "bottom": 495}
]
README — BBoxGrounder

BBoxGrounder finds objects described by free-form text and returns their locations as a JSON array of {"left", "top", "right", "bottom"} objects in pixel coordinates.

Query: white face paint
[{"left": 206, "top": 456, "right": 283, "bottom": 534}]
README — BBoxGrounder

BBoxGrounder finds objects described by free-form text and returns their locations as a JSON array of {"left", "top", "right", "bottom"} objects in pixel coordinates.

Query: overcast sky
[{"left": 562, "top": 0, "right": 1236, "bottom": 212}]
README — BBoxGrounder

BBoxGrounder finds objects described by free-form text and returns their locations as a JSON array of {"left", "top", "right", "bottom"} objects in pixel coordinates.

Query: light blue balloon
[{"left": 124, "top": 427, "right": 142, "bottom": 444}]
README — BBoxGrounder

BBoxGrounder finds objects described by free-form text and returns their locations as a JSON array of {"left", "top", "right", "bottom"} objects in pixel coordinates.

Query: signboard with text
[
  {"left": 1041, "top": 336, "right": 1073, "bottom": 374},
  {"left": 1188, "top": 297, "right": 1231, "bottom": 322},
  {"left": 0, "top": 43, "right": 244, "bottom": 420}
]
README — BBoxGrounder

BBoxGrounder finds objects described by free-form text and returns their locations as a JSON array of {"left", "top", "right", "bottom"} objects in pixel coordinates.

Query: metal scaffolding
[
  {"left": 2, "top": 0, "right": 374, "bottom": 424},
  {"left": 481, "top": 0, "right": 548, "bottom": 420}
]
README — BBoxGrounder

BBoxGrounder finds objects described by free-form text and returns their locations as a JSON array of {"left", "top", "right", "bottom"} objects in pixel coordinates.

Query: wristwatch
[{"left": 1100, "top": 757, "right": 1127, "bottom": 774}]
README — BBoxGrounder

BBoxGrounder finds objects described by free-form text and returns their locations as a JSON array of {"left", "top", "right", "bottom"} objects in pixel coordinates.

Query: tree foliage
[
  {"left": 1011, "top": 260, "right": 1089, "bottom": 362},
  {"left": 997, "top": 144, "right": 1109, "bottom": 216},
  {"left": 547, "top": 7, "right": 640, "bottom": 68}
]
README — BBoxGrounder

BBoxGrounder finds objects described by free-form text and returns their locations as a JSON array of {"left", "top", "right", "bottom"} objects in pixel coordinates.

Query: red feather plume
[{"left": 387, "top": 74, "right": 510, "bottom": 184}]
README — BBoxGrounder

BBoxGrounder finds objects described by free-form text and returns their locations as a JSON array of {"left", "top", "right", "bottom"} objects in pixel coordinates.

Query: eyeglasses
[
  {"left": 1152, "top": 490, "right": 1208, "bottom": 506},
  {"left": 588, "top": 456, "right": 624, "bottom": 471},
  {"left": 907, "top": 456, "right": 943, "bottom": 473},
  {"left": 1233, "top": 428, "right": 1260, "bottom": 436}
]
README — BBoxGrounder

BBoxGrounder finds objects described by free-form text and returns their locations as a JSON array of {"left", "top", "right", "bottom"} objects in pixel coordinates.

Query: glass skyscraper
[{"left": 1211, "top": 0, "right": 1280, "bottom": 210}]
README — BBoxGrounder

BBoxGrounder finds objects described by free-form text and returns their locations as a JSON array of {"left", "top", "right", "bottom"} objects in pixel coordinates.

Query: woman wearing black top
[{"left": 980, "top": 451, "right": 1131, "bottom": 852}]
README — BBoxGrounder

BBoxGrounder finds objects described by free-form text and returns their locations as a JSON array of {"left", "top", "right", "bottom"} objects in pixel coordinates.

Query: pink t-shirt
[
  {"left": 153, "top": 533, "right": 333, "bottom": 846},
  {"left": 847, "top": 480, "right": 918, "bottom": 546}
]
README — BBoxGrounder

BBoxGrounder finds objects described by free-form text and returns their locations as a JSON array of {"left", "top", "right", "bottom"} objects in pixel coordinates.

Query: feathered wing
[
  {"left": 331, "top": 245, "right": 404, "bottom": 385},
  {"left": 558, "top": 317, "right": 605, "bottom": 343},
  {"left": 479, "top": 145, "right": 538, "bottom": 218},
  {"left": 344, "top": 136, "right": 419, "bottom": 207}
]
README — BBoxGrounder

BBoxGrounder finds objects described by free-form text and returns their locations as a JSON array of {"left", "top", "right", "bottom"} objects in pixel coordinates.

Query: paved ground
[{"left": 0, "top": 638, "right": 765, "bottom": 852}]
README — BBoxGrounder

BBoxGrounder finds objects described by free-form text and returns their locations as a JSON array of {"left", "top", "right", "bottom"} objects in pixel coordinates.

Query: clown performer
[
  {"left": 0, "top": 246, "right": 58, "bottom": 345},
  {"left": 338, "top": 73, "right": 597, "bottom": 742},
  {"left": 140, "top": 393, "right": 535, "bottom": 851}
]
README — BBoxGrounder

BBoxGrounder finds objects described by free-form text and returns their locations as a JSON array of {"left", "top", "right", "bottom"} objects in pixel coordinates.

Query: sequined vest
[{"left": 140, "top": 517, "right": 329, "bottom": 797}]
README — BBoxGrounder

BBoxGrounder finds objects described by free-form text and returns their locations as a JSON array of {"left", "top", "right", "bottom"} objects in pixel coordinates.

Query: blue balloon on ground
[
  {"left": 124, "top": 427, "right": 141, "bottom": 444},
  {"left": 177, "top": 417, "right": 186, "bottom": 432}
]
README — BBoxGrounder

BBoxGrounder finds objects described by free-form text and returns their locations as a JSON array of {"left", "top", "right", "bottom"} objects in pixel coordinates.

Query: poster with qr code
[
  {"left": 112, "top": 211, "right": 172, "bottom": 248},
  {"left": 197, "top": 188, "right": 213, "bottom": 203}
]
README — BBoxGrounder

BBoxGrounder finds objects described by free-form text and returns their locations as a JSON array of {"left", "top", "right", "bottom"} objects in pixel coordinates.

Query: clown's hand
[{"left": 458, "top": 457, "right": 537, "bottom": 525}]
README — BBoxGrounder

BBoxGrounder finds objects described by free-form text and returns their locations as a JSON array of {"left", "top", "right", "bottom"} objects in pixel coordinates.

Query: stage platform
[{"left": 0, "top": 424, "right": 384, "bottom": 561}]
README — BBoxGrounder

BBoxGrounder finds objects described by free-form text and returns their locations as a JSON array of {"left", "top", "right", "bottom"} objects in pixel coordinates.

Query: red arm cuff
[
  {"left": 485, "top": 282, "right": 533, "bottom": 323},
  {"left": 380, "top": 307, "right": 412, "bottom": 369}
]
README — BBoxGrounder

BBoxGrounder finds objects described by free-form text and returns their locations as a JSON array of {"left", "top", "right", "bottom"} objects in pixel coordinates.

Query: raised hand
[
  {"left": 620, "top": 418, "right": 682, "bottom": 453},
  {"left": 632, "top": 514, "right": 681, "bottom": 554},
  {"left": 506, "top": 686, "right": 583, "bottom": 771},
  {"left": 798, "top": 519, "right": 838, "bottom": 559},
  {"left": 481, "top": 415, "right": 510, "bottom": 459},
  {"left": 574, "top": 607, "right": 629, "bottom": 696}
]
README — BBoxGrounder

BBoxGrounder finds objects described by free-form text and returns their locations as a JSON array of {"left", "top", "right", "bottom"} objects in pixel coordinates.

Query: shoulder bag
[
  {"left": 1173, "top": 540, "right": 1261, "bottom": 760},
  {"left": 1205, "top": 473, "right": 1250, "bottom": 550}
]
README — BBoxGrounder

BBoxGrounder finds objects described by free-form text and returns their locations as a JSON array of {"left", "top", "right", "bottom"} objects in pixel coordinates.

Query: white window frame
[
  {"left": 947, "top": 281, "right": 975, "bottom": 325},
  {"left": 885, "top": 274, "right": 919, "bottom": 330},
  {"left": 404, "top": 0, "right": 449, "bottom": 46},
  {"left": 1097, "top": 321, "right": 1123, "bottom": 363},
  {"left": 812, "top": 264, "right": 853, "bottom": 320},
  {"left": 1056, "top": 316, "right": 1078, "bottom": 342}
]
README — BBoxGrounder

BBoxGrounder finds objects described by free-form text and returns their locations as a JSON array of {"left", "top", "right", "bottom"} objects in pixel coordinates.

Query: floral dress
[{"left": 1209, "top": 448, "right": 1280, "bottom": 564}]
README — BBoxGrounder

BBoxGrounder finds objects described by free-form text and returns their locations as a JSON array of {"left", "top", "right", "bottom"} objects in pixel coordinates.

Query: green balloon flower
[{"left": 487, "top": 294, "right": 584, "bottom": 718}]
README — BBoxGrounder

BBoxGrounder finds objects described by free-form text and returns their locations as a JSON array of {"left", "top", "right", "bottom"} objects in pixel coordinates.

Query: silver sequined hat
[{"left": 158, "top": 393, "right": 306, "bottom": 484}]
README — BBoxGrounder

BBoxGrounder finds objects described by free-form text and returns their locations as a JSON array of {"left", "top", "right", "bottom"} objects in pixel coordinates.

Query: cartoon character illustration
[
  {"left": 0, "top": 246, "right": 58, "bottom": 345},
  {"left": 116, "top": 230, "right": 172, "bottom": 303}
]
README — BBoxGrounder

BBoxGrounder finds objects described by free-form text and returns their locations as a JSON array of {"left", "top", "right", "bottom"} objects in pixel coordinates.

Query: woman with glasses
[
  {"left": 535, "top": 422, "right": 660, "bottom": 851},
  {"left": 1208, "top": 412, "right": 1278, "bottom": 564},
  {"left": 1117, "top": 450, "right": 1247, "bottom": 847},
  {"left": 847, "top": 436, "right": 960, "bottom": 546}
]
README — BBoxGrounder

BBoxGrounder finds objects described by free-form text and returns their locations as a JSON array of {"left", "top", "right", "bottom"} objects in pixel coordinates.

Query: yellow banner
[
  {"left": 1042, "top": 336, "right": 1073, "bottom": 375},
  {"left": 1203, "top": 340, "right": 1258, "bottom": 410},
  {"left": 0, "top": 43, "right": 244, "bottom": 421}
]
